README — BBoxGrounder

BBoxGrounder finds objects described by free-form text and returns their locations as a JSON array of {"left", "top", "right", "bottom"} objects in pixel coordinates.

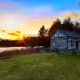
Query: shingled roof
[{"left": 58, "top": 30, "right": 80, "bottom": 37}]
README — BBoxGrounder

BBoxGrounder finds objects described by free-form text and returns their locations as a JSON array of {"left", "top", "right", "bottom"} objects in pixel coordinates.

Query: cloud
[
  {"left": 0, "top": 1, "right": 56, "bottom": 22},
  {"left": 0, "top": 3, "right": 56, "bottom": 32},
  {"left": 0, "top": 3, "right": 16, "bottom": 9},
  {"left": 58, "top": 11, "right": 77, "bottom": 21},
  {"left": 0, "top": 3, "right": 21, "bottom": 13},
  {"left": 0, "top": 30, "right": 6, "bottom": 33},
  {"left": 8, "top": 33, "right": 19, "bottom": 36},
  {"left": 30, "top": 5, "right": 54, "bottom": 19}
]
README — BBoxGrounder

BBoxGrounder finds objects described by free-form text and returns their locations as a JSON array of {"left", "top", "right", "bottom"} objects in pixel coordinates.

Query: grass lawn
[{"left": 0, "top": 52, "right": 80, "bottom": 80}]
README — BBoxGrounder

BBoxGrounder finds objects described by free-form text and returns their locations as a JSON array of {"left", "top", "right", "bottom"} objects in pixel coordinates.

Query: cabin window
[
  {"left": 51, "top": 39, "right": 55, "bottom": 46},
  {"left": 59, "top": 34, "right": 62, "bottom": 37},
  {"left": 55, "top": 33, "right": 65, "bottom": 37},
  {"left": 55, "top": 34, "right": 59, "bottom": 37},
  {"left": 55, "top": 34, "right": 57, "bottom": 37},
  {"left": 53, "top": 42, "right": 55, "bottom": 46},
  {"left": 71, "top": 40, "right": 74, "bottom": 46}
]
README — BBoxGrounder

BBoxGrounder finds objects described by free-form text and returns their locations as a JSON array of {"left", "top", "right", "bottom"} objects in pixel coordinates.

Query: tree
[
  {"left": 38, "top": 25, "right": 50, "bottom": 47},
  {"left": 62, "top": 17, "right": 74, "bottom": 31},
  {"left": 38, "top": 25, "right": 47, "bottom": 37},
  {"left": 75, "top": 22, "right": 80, "bottom": 28},
  {"left": 48, "top": 18, "right": 77, "bottom": 37},
  {"left": 74, "top": 22, "right": 80, "bottom": 33},
  {"left": 48, "top": 19, "right": 61, "bottom": 37}
]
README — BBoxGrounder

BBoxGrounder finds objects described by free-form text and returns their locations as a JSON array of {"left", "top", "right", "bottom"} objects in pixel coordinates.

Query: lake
[{"left": 0, "top": 47, "right": 27, "bottom": 52}]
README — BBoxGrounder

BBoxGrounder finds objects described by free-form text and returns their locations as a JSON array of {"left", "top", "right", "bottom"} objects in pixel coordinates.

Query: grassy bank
[{"left": 0, "top": 53, "right": 80, "bottom": 80}]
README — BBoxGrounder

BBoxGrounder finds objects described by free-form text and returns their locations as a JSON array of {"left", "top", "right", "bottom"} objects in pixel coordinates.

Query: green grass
[{"left": 0, "top": 53, "right": 80, "bottom": 80}]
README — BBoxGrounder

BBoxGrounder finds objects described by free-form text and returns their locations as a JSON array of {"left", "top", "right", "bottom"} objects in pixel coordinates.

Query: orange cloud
[
  {"left": 58, "top": 12, "right": 77, "bottom": 21},
  {"left": 8, "top": 33, "right": 19, "bottom": 36},
  {"left": 0, "top": 30, "right": 6, "bottom": 32},
  {"left": 0, "top": 30, "right": 24, "bottom": 40}
]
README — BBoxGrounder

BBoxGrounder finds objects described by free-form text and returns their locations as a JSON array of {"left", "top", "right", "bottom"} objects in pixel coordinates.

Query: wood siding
[{"left": 51, "top": 30, "right": 80, "bottom": 50}]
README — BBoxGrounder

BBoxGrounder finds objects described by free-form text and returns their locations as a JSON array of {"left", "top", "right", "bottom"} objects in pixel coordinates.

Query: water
[{"left": 0, "top": 47, "right": 27, "bottom": 52}]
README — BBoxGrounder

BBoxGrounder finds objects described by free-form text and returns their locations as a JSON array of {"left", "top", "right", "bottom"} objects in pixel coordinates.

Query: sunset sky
[{"left": 0, "top": 0, "right": 80, "bottom": 40}]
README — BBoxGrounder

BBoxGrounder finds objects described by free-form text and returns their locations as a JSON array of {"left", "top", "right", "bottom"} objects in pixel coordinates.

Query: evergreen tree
[
  {"left": 38, "top": 25, "right": 47, "bottom": 37},
  {"left": 48, "top": 19, "right": 61, "bottom": 37}
]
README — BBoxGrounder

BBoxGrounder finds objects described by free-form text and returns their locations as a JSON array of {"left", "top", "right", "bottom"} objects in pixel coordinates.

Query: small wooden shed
[{"left": 51, "top": 30, "right": 80, "bottom": 50}]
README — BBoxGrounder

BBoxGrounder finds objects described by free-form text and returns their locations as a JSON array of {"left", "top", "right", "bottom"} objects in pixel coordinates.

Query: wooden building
[{"left": 51, "top": 30, "right": 80, "bottom": 50}]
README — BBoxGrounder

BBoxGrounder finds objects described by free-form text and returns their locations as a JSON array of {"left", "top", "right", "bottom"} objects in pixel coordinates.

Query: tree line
[{"left": 39, "top": 17, "right": 80, "bottom": 37}]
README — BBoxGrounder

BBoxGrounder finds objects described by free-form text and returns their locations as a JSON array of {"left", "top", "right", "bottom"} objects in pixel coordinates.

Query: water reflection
[{"left": 0, "top": 47, "right": 27, "bottom": 52}]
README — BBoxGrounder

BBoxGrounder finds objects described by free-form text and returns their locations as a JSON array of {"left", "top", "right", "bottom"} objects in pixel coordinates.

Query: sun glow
[
  {"left": 1, "top": 15, "right": 17, "bottom": 29},
  {"left": 5, "top": 18, "right": 15, "bottom": 28},
  {"left": 0, "top": 30, "right": 27, "bottom": 40}
]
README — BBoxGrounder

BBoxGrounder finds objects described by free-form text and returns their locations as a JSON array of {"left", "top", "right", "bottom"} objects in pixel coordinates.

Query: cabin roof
[{"left": 53, "top": 30, "right": 80, "bottom": 37}]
